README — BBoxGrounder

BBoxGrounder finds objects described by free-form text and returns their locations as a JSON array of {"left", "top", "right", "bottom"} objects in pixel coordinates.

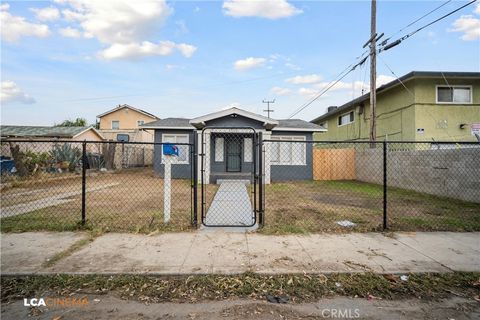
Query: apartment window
[
  {"left": 215, "top": 137, "right": 224, "bottom": 162},
  {"left": 437, "top": 86, "right": 472, "bottom": 103},
  {"left": 338, "top": 111, "right": 354, "bottom": 126},
  {"left": 270, "top": 136, "right": 306, "bottom": 165},
  {"left": 137, "top": 120, "right": 145, "bottom": 126},
  {"left": 111, "top": 120, "right": 120, "bottom": 130},
  {"left": 162, "top": 134, "right": 189, "bottom": 164}
]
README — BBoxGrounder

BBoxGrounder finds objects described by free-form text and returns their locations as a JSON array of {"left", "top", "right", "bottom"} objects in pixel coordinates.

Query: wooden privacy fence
[{"left": 313, "top": 148, "right": 356, "bottom": 180}]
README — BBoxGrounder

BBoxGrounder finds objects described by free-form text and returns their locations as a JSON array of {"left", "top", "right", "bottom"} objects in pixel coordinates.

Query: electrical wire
[
  {"left": 383, "top": 0, "right": 452, "bottom": 43},
  {"left": 380, "top": 0, "right": 477, "bottom": 52},
  {"left": 288, "top": 51, "right": 369, "bottom": 119},
  {"left": 289, "top": 0, "right": 477, "bottom": 118}
]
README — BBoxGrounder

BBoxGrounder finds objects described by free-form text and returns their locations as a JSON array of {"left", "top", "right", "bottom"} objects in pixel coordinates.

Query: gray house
[{"left": 141, "top": 107, "right": 325, "bottom": 183}]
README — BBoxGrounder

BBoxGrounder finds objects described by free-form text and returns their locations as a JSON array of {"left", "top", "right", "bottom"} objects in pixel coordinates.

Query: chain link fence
[
  {"left": 0, "top": 140, "right": 195, "bottom": 232},
  {"left": 1, "top": 139, "right": 479, "bottom": 234},
  {"left": 261, "top": 140, "right": 480, "bottom": 234}
]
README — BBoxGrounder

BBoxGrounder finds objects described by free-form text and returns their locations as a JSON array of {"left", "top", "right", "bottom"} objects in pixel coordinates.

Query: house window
[
  {"left": 215, "top": 137, "right": 224, "bottom": 162},
  {"left": 270, "top": 136, "right": 306, "bottom": 165},
  {"left": 111, "top": 120, "right": 120, "bottom": 130},
  {"left": 437, "top": 86, "right": 472, "bottom": 103},
  {"left": 244, "top": 138, "right": 252, "bottom": 162},
  {"left": 162, "top": 134, "right": 189, "bottom": 164},
  {"left": 338, "top": 111, "right": 354, "bottom": 126},
  {"left": 137, "top": 120, "right": 145, "bottom": 126},
  {"left": 116, "top": 134, "right": 129, "bottom": 142}
]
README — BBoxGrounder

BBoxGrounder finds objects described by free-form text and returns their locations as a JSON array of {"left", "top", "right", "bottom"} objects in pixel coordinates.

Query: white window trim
[
  {"left": 337, "top": 111, "right": 354, "bottom": 127},
  {"left": 215, "top": 137, "right": 224, "bottom": 162},
  {"left": 111, "top": 120, "right": 120, "bottom": 130},
  {"left": 137, "top": 120, "right": 145, "bottom": 126},
  {"left": 435, "top": 85, "right": 473, "bottom": 104},
  {"left": 161, "top": 133, "right": 189, "bottom": 164},
  {"left": 270, "top": 135, "right": 306, "bottom": 166}
]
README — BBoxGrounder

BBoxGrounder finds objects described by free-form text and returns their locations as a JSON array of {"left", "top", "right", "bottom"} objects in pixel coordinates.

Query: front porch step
[
  {"left": 211, "top": 173, "right": 253, "bottom": 184},
  {"left": 216, "top": 179, "right": 250, "bottom": 185}
]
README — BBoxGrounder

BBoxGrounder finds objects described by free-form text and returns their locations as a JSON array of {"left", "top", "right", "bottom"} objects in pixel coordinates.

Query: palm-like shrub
[{"left": 50, "top": 143, "right": 82, "bottom": 172}]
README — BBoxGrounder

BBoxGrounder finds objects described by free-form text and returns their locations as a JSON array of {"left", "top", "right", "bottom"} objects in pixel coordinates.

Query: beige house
[{"left": 97, "top": 104, "right": 159, "bottom": 142}]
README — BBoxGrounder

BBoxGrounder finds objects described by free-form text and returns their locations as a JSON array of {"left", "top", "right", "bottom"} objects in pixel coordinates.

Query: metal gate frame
[{"left": 200, "top": 126, "right": 263, "bottom": 227}]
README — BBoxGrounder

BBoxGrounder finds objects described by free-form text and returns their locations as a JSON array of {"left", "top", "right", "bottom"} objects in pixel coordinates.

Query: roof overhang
[
  {"left": 140, "top": 126, "right": 194, "bottom": 130},
  {"left": 272, "top": 127, "right": 327, "bottom": 132},
  {"left": 189, "top": 107, "right": 279, "bottom": 130}
]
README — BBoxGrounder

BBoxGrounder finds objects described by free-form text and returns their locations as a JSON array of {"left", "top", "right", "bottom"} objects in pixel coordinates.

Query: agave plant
[{"left": 49, "top": 143, "right": 82, "bottom": 172}]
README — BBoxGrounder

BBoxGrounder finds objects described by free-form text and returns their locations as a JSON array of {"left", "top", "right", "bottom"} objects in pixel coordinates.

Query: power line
[
  {"left": 288, "top": 52, "right": 369, "bottom": 119},
  {"left": 288, "top": 0, "right": 477, "bottom": 119},
  {"left": 381, "top": 0, "right": 477, "bottom": 52},
  {"left": 383, "top": 0, "right": 452, "bottom": 43}
]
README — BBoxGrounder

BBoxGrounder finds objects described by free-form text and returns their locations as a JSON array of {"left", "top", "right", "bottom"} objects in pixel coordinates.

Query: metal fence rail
[
  {"left": 0, "top": 140, "right": 196, "bottom": 232},
  {"left": 261, "top": 140, "right": 480, "bottom": 233}
]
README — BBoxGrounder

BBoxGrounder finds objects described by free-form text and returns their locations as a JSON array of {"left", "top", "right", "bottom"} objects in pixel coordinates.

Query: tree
[{"left": 55, "top": 118, "right": 87, "bottom": 127}]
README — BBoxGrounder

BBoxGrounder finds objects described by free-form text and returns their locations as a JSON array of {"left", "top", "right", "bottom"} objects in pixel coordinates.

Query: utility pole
[
  {"left": 369, "top": 0, "right": 377, "bottom": 143},
  {"left": 262, "top": 99, "right": 275, "bottom": 118}
]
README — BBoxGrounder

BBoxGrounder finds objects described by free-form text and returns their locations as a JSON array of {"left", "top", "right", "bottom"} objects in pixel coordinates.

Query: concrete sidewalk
[{"left": 1, "top": 232, "right": 479, "bottom": 275}]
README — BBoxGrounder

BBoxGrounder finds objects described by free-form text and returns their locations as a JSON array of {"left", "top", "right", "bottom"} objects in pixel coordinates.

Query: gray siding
[
  {"left": 270, "top": 131, "right": 313, "bottom": 181},
  {"left": 153, "top": 129, "right": 195, "bottom": 179}
]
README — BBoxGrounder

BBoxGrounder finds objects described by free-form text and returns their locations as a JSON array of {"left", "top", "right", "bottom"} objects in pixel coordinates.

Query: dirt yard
[
  {"left": 0, "top": 168, "right": 196, "bottom": 233},
  {"left": 263, "top": 180, "right": 480, "bottom": 234},
  {"left": 1, "top": 169, "right": 479, "bottom": 233}
]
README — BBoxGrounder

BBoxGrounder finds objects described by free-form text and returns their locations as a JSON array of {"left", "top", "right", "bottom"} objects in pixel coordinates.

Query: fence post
[
  {"left": 81, "top": 141, "right": 87, "bottom": 226},
  {"left": 192, "top": 134, "right": 198, "bottom": 227},
  {"left": 258, "top": 132, "right": 264, "bottom": 227},
  {"left": 383, "top": 140, "right": 388, "bottom": 230}
]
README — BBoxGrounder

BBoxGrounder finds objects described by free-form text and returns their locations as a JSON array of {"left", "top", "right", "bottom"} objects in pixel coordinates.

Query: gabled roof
[
  {"left": 139, "top": 108, "right": 325, "bottom": 132},
  {"left": 0, "top": 125, "right": 104, "bottom": 139},
  {"left": 189, "top": 107, "right": 279, "bottom": 129},
  {"left": 141, "top": 118, "right": 193, "bottom": 130},
  {"left": 97, "top": 104, "right": 159, "bottom": 119},
  {"left": 311, "top": 71, "right": 480, "bottom": 124}
]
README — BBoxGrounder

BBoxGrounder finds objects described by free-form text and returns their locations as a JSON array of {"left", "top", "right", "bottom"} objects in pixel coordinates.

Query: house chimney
[{"left": 327, "top": 106, "right": 338, "bottom": 113}]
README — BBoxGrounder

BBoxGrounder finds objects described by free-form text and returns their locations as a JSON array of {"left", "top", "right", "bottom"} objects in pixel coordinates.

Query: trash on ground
[
  {"left": 266, "top": 294, "right": 289, "bottom": 304},
  {"left": 336, "top": 220, "right": 356, "bottom": 227},
  {"left": 400, "top": 275, "right": 409, "bottom": 281}
]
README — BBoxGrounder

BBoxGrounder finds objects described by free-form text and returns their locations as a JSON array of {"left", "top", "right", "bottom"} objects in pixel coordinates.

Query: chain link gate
[{"left": 200, "top": 127, "right": 263, "bottom": 227}]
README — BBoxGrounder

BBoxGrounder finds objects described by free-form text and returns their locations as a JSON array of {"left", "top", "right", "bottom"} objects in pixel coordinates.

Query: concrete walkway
[
  {"left": 1, "top": 232, "right": 479, "bottom": 275},
  {"left": 0, "top": 183, "right": 119, "bottom": 217},
  {"left": 205, "top": 181, "right": 254, "bottom": 226}
]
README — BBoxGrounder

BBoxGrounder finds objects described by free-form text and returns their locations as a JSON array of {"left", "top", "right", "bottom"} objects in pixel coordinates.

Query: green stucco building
[{"left": 311, "top": 71, "right": 480, "bottom": 142}]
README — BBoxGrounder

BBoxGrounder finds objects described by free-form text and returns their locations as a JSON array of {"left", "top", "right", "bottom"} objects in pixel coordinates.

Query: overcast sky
[{"left": 1, "top": 0, "right": 479, "bottom": 126}]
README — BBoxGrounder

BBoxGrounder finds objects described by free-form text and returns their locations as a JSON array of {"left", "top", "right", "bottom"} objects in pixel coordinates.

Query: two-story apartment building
[
  {"left": 97, "top": 104, "right": 159, "bottom": 142},
  {"left": 311, "top": 71, "right": 480, "bottom": 142}
]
